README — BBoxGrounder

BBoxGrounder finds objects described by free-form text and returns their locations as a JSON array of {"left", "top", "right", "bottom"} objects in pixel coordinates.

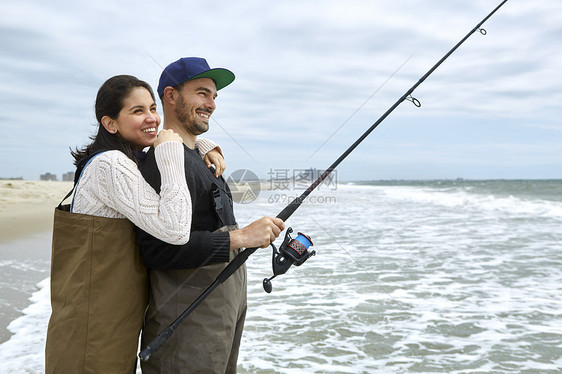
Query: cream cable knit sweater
[{"left": 72, "top": 138, "right": 219, "bottom": 245}]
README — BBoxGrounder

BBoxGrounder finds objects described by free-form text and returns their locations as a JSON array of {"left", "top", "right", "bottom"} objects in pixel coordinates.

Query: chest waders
[
  {"left": 46, "top": 153, "right": 147, "bottom": 374},
  {"left": 140, "top": 147, "right": 245, "bottom": 374}
]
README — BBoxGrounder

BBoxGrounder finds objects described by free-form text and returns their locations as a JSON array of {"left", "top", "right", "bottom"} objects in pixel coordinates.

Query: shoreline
[
  {"left": 0, "top": 232, "right": 52, "bottom": 345},
  {"left": 0, "top": 180, "right": 67, "bottom": 345}
]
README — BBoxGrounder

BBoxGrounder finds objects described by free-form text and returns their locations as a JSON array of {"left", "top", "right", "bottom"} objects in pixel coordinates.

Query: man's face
[{"left": 174, "top": 78, "right": 217, "bottom": 136}]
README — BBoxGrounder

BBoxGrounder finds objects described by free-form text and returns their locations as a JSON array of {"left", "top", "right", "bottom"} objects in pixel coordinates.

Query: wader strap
[
  {"left": 58, "top": 189, "right": 74, "bottom": 210},
  {"left": 58, "top": 151, "right": 106, "bottom": 211},
  {"left": 211, "top": 183, "right": 226, "bottom": 227}
]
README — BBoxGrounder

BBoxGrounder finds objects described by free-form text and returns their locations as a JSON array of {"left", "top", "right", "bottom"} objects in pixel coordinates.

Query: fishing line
[
  {"left": 139, "top": 0, "right": 509, "bottom": 362},
  {"left": 306, "top": 53, "right": 416, "bottom": 162},
  {"left": 210, "top": 117, "right": 259, "bottom": 163},
  {"left": 144, "top": 50, "right": 165, "bottom": 70},
  {"left": 309, "top": 216, "right": 415, "bottom": 317}
]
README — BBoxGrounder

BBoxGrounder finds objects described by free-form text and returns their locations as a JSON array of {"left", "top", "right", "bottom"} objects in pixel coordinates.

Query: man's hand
[
  {"left": 204, "top": 148, "right": 225, "bottom": 177},
  {"left": 229, "top": 217, "right": 285, "bottom": 250}
]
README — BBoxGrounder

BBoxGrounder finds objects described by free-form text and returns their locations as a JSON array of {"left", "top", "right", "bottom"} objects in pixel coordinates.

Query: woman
[{"left": 45, "top": 75, "right": 224, "bottom": 373}]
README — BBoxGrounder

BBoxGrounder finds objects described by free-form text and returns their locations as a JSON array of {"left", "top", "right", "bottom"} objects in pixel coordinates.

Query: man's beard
[{"left": 175, "top": 93, "right": 209, "bottom": 135}]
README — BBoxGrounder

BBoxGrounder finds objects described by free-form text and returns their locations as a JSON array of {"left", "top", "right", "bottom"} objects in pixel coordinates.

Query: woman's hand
[
  {"left": 204, "top": 148, "right": 226, "bottom": 177},
  {"left": 154, "top": 129, "right": 182, "bottom": 147}
]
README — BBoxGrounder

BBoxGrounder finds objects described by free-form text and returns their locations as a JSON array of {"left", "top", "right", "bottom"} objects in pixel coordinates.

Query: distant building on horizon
[
  {"left": 62, "top": 172, "right": 74, "bottom": 182},
  {"left": 40, "top": 173, "right": 57, "bottom": 181}
]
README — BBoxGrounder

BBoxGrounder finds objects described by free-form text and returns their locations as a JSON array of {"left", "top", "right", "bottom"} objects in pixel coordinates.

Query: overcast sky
[{"left": 1, "top": 0, "right": 561, "bottom": 181}]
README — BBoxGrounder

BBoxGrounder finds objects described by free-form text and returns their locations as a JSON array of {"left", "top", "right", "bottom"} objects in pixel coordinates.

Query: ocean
[{"left": 1, "top": 180, "right": 561, "bottom": 373}]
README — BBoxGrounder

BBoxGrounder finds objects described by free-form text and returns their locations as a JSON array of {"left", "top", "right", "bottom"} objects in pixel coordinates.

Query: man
[{"left": 137, "top": 57, "right": 285, "bottom": 373}]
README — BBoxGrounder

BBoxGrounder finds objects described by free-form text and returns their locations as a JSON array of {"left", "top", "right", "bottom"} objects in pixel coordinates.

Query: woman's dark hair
[{"left": 71, "top": 75, "right": 156, "bottom": 167}]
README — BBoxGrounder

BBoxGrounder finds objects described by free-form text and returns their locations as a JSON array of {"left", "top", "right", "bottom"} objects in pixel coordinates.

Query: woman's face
[{"left": 111, "top": 87, "right": 161, "bottom": 150}]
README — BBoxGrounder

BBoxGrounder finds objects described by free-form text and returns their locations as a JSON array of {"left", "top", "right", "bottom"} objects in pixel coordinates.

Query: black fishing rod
[{"left": 139, "top": 0, "right": 509, "bottom": 362}]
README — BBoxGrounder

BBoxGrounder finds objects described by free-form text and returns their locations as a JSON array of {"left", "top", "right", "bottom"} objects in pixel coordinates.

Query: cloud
[{"left": 0, "top": 0, "right": 561, "bottom": 180}]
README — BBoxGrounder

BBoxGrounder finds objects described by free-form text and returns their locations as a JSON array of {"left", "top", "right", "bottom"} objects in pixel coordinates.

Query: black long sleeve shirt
[{"left": 136, "top": 145, "right": 237, "bottom": 270}]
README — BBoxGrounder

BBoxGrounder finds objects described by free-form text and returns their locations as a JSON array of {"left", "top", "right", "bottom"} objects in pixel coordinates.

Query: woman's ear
[{"left": 101, "top": 116, "right": 118, "bottom": 134}]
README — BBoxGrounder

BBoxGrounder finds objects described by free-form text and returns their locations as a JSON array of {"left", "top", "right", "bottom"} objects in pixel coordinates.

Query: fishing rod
[{"left": 139, "top": 0, "right": 508, "bottom": 362}]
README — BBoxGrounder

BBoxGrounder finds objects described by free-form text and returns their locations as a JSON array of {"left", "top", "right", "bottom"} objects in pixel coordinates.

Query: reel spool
[{"left": 263, "top": 228, "right": 315, "bottom": 293}]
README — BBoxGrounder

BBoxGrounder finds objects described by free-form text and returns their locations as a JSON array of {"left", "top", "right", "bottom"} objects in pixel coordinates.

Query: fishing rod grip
[
  {"left": 139, "top": 326, "right": 175, "bottom": 362},
  {"left": 276, "top": 199, "right": 301, "bottom": 222},
  {"left": 276, "top": 168, "right": 334, "bottom": 222}
]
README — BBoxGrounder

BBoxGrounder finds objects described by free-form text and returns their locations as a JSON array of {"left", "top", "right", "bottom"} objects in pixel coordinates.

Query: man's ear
[
  {"left": 101, "top": 116, "right": 118, "bottom": 134},
  {"left": 163, "top": 86, "right": 176, "bottom": 105}
]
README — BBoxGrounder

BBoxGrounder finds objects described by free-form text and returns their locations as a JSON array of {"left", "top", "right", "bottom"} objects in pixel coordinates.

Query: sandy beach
[
  {"left": 0, "top": 180, "right": 74, "bottom": 244},
  {"left": 0, "top": 180, "right": 73, "bottom": 346}
]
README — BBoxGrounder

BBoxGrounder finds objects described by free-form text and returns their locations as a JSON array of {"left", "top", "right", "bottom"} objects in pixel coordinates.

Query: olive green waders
[
  {"left": 45, "top": 205, "right": 147, "bottom": 373},
  {"left": 141, "top": 225, "right": 247, "bottom": 374}
]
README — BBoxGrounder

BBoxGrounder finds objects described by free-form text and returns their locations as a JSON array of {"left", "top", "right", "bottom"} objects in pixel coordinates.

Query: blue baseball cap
[{"left": 157, "top": 57, "right": 235, "bottom": 97}]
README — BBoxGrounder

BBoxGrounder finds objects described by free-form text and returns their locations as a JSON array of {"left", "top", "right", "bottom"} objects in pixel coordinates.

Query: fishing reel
[{"left": 263, "top": 227, "right": 315, "bottom": 293}]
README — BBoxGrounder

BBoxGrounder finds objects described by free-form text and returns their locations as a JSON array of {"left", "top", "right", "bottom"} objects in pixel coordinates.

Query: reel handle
[{"left": 262, "top": 276, "right": 275, "bottom": 293}]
